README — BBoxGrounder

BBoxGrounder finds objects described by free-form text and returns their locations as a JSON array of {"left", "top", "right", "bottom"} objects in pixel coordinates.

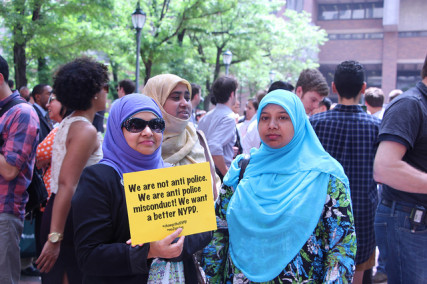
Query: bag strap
[
  {"left": 0, "top": 98, "right": 26, "bottom": 147},
  {"left": 0, "top": 97, "right": 25, "bottom": 117},
  {"left": 196, "top": 130, "right": 218, "bottom": 201},
  {"left": 238, "top": 154, "right": 250, "bottom": 183}
]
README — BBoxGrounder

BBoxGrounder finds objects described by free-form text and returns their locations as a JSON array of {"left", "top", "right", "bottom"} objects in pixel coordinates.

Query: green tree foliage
[
  {"left": 183, "top": 1, "right": 328, "bottom": 97},
  {"left": 0, "top": 0, "right": 114, "bottom": 87},
  {"left": 136, "top": 0, "right": 234, "bottom": 85},
  {"left": 0, "top": 0, "right": 327, "bottom": 103}
]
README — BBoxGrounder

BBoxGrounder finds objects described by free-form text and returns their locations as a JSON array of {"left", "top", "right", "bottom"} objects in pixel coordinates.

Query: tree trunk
[
  {"left": 13, "top": 41, "right": 27, "bottom": 89},
  {"left": 144, "top": 59, "right": 152, "bottom": 85},
  {"left": 110, "top": 60, "right": 119, "bottom": 100},
  {"left": 203, "top": 78, "right": 211, "bottom": 111},
  {"left": 37, "top": 57, "right": 49, "bottom": 84},
  {"left": 213, "top": 48, "right": 222, "bottom": 82},
  {"left": 177, "top": 29, "right": 186, "bottom": 46},
  {"left": 12, "top": 0, "right": 43, "bottom": 89}
]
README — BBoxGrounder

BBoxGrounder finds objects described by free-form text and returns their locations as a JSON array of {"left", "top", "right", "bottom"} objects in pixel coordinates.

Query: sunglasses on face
[
  {"left": 122, "top": 117, "right": 165, "bottom": 133},
  {"left": 47, "top": 94, "right": 56, "bottom": 104}
]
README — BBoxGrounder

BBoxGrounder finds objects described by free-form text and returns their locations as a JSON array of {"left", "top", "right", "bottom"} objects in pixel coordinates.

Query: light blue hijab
[{"left": 223, "top": 90, "right": 349, "bottom": 282}]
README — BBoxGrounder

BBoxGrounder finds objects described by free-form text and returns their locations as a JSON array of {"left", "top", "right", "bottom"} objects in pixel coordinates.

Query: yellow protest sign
[{"left": 123, "top": 162, "right": 217, "bottom": 244}]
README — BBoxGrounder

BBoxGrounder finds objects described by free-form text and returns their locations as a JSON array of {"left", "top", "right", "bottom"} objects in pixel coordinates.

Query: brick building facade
[{"left": 286, "top": 0, "right": 427, "bottom": 102}]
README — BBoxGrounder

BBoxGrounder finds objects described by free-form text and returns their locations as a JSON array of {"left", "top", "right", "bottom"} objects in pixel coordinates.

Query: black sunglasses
[{"left": 122, "top": 117, "right": 165, "bottom": 133}]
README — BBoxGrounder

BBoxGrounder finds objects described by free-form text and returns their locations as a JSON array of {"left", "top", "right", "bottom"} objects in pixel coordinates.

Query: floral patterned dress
[{"left": 201, "top": 175, "right": 356, "bottom": 283}]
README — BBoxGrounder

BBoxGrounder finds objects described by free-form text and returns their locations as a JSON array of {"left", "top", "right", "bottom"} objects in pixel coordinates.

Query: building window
[
  {"left": 365, "top": 2, "right": 383, "bottom": 18},
  {"left": 366, "top": 69, "right": 382, "bottom": 88},
  {"left": 286, "top": 0, "right": 304, "bottom": 13},
  {"left": 397, "top": 70, "right": 420, "bottom": 91},
  {"left": 399, "top": 31, "right": 427, "bottom": 38},
  {"left": 352, "top": 3, "right": 365, "bottom": 19},
  {"left": 339, "top": 4, "right": 352, "bottom": 20},
  {"left": 318, "top": 2, "right": 383, "bottom": 21},
  {"left": 327, "top": 33, "right": 383, "bottom": 40},
  {"left": 352, "top": 33, "right": 364, "bottom": 39},
  {"left": 366, "top": 33, "right": 384, "bottom": 39},
  {"left": 319, "top": 4, "right": 339, "bottom": 20}
]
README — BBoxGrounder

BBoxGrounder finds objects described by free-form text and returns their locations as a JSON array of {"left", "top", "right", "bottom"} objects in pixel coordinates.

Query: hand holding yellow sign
[{"left": 123, "top": 162, "right": 217, "bottom": 244}]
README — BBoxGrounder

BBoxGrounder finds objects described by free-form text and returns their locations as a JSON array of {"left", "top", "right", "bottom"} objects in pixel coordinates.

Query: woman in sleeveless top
[{"left": 36, "top": 57, "right": 109, "bottom": 284}]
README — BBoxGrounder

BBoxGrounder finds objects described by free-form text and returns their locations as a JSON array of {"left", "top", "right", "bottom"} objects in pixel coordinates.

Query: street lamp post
[
  {"left": 222, "top": 50, "right": 232, "bottom": 76},
  {"left": 132, "top": 1, "right": 146, "bottom": 92},
  {"left": 269, "top": 70, "right": 276, "bottom": 84}
]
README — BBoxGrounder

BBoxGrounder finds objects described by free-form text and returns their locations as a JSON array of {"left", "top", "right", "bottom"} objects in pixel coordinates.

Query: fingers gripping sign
[
  {"left": 148, "top": 228, "right": 185, "bottom": 259},
  {"left": 124, "top": 163, "right": 216, "bottom": 244}
]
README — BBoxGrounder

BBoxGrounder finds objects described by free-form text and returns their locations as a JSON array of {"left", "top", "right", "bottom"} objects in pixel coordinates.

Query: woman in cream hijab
[{"left": 143, "top": 74, "right": 220, "bottom": 199}]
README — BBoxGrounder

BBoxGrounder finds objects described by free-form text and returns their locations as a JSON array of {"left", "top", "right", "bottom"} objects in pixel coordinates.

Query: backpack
[{"left": 0, "top": 98, "right": 48, "bottom": 218}]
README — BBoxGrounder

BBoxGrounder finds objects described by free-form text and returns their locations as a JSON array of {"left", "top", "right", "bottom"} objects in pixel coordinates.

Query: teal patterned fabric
[{"left": 201, "top": 175, "right": 356, "bottom": 283}]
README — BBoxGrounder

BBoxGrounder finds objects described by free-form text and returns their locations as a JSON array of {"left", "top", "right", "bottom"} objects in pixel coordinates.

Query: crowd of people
[{"left": 0, "top": 52, "right": 426, "bottom": 284}]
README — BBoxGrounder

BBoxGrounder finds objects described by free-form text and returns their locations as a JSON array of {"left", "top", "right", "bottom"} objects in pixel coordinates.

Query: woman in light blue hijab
[{"left": 202, "top": 90, "right": 356, "bottom": 283}]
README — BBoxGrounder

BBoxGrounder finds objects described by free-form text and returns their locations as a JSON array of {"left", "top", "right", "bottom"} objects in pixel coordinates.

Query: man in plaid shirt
[
  {"left": 310, "top": 60, "right": 381, "bottom": 284},
  {"left": 0, "top": 55, "right": 39, "bottom": 284}
]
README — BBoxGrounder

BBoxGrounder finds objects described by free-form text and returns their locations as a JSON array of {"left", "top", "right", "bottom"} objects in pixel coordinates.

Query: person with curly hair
[{"left": 36, "top": 57, "right": 109, "bottom": 284}]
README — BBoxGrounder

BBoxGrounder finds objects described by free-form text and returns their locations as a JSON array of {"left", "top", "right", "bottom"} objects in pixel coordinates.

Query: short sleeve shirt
[
  {"left": 197, "top": 104, "right": 236, "bottom": 167},
  {"left": 378, "top": 81, "right": 427, "bottom": 206}
]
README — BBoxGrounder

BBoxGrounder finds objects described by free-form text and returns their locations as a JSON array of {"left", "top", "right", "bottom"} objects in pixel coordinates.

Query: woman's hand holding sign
[
  {"left": 148, "top": 228, "right": 185, "bottom": 259},
  {"left": 127, "top": 228, "right": 185, "bottom": 259}
]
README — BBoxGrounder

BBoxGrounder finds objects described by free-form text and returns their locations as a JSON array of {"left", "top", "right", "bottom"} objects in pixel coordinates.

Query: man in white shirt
[{"left": 198, "top": 76, "right": 238, "bottom": 180}]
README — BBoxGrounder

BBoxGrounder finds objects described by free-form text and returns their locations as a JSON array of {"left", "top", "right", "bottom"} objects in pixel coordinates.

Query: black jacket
[{"left": 33, "top": 104, "right": 52, "bottom": 142}]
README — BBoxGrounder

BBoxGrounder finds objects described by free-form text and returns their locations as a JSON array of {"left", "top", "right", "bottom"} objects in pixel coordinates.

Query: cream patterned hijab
[{"left": 142, "top": 74, "right": 206, "bottom": 166}]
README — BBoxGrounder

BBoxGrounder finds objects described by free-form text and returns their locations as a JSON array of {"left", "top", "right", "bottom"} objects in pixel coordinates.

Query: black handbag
[{"left": 25, "top": 168, "right": 48, "bottom": 216}]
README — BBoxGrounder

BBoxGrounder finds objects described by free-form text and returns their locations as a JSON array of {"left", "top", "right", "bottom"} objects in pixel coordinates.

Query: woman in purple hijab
[{"left": 72, "top": 94, "right": 212, "bottom": 283}]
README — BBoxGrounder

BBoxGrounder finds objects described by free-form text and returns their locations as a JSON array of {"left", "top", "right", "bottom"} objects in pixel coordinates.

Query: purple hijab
[{"left": 100, "top": 94, "right": 165, "bottom": 178}]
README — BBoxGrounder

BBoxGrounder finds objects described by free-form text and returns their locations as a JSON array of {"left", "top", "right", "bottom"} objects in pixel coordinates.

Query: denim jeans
[
  {"left": 375, "top": 201, "right": 427, "bottom": 284},
  {"left": 375, "top": 185, "right": 386, "bottom": 274}
]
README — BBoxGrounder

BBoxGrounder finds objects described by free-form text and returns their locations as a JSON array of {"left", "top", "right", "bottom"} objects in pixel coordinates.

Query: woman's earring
[{"left": 94, "top": 96, "right": 98, "bottom": 100}]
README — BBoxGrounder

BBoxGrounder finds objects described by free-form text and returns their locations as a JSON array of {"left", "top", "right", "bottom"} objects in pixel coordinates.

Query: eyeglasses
[
  {"left": 122, "top": 117, "right": 165, "bottom": 133},
  {"left": 47, "top": 94, "right": 56, "bottom": 104}
]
